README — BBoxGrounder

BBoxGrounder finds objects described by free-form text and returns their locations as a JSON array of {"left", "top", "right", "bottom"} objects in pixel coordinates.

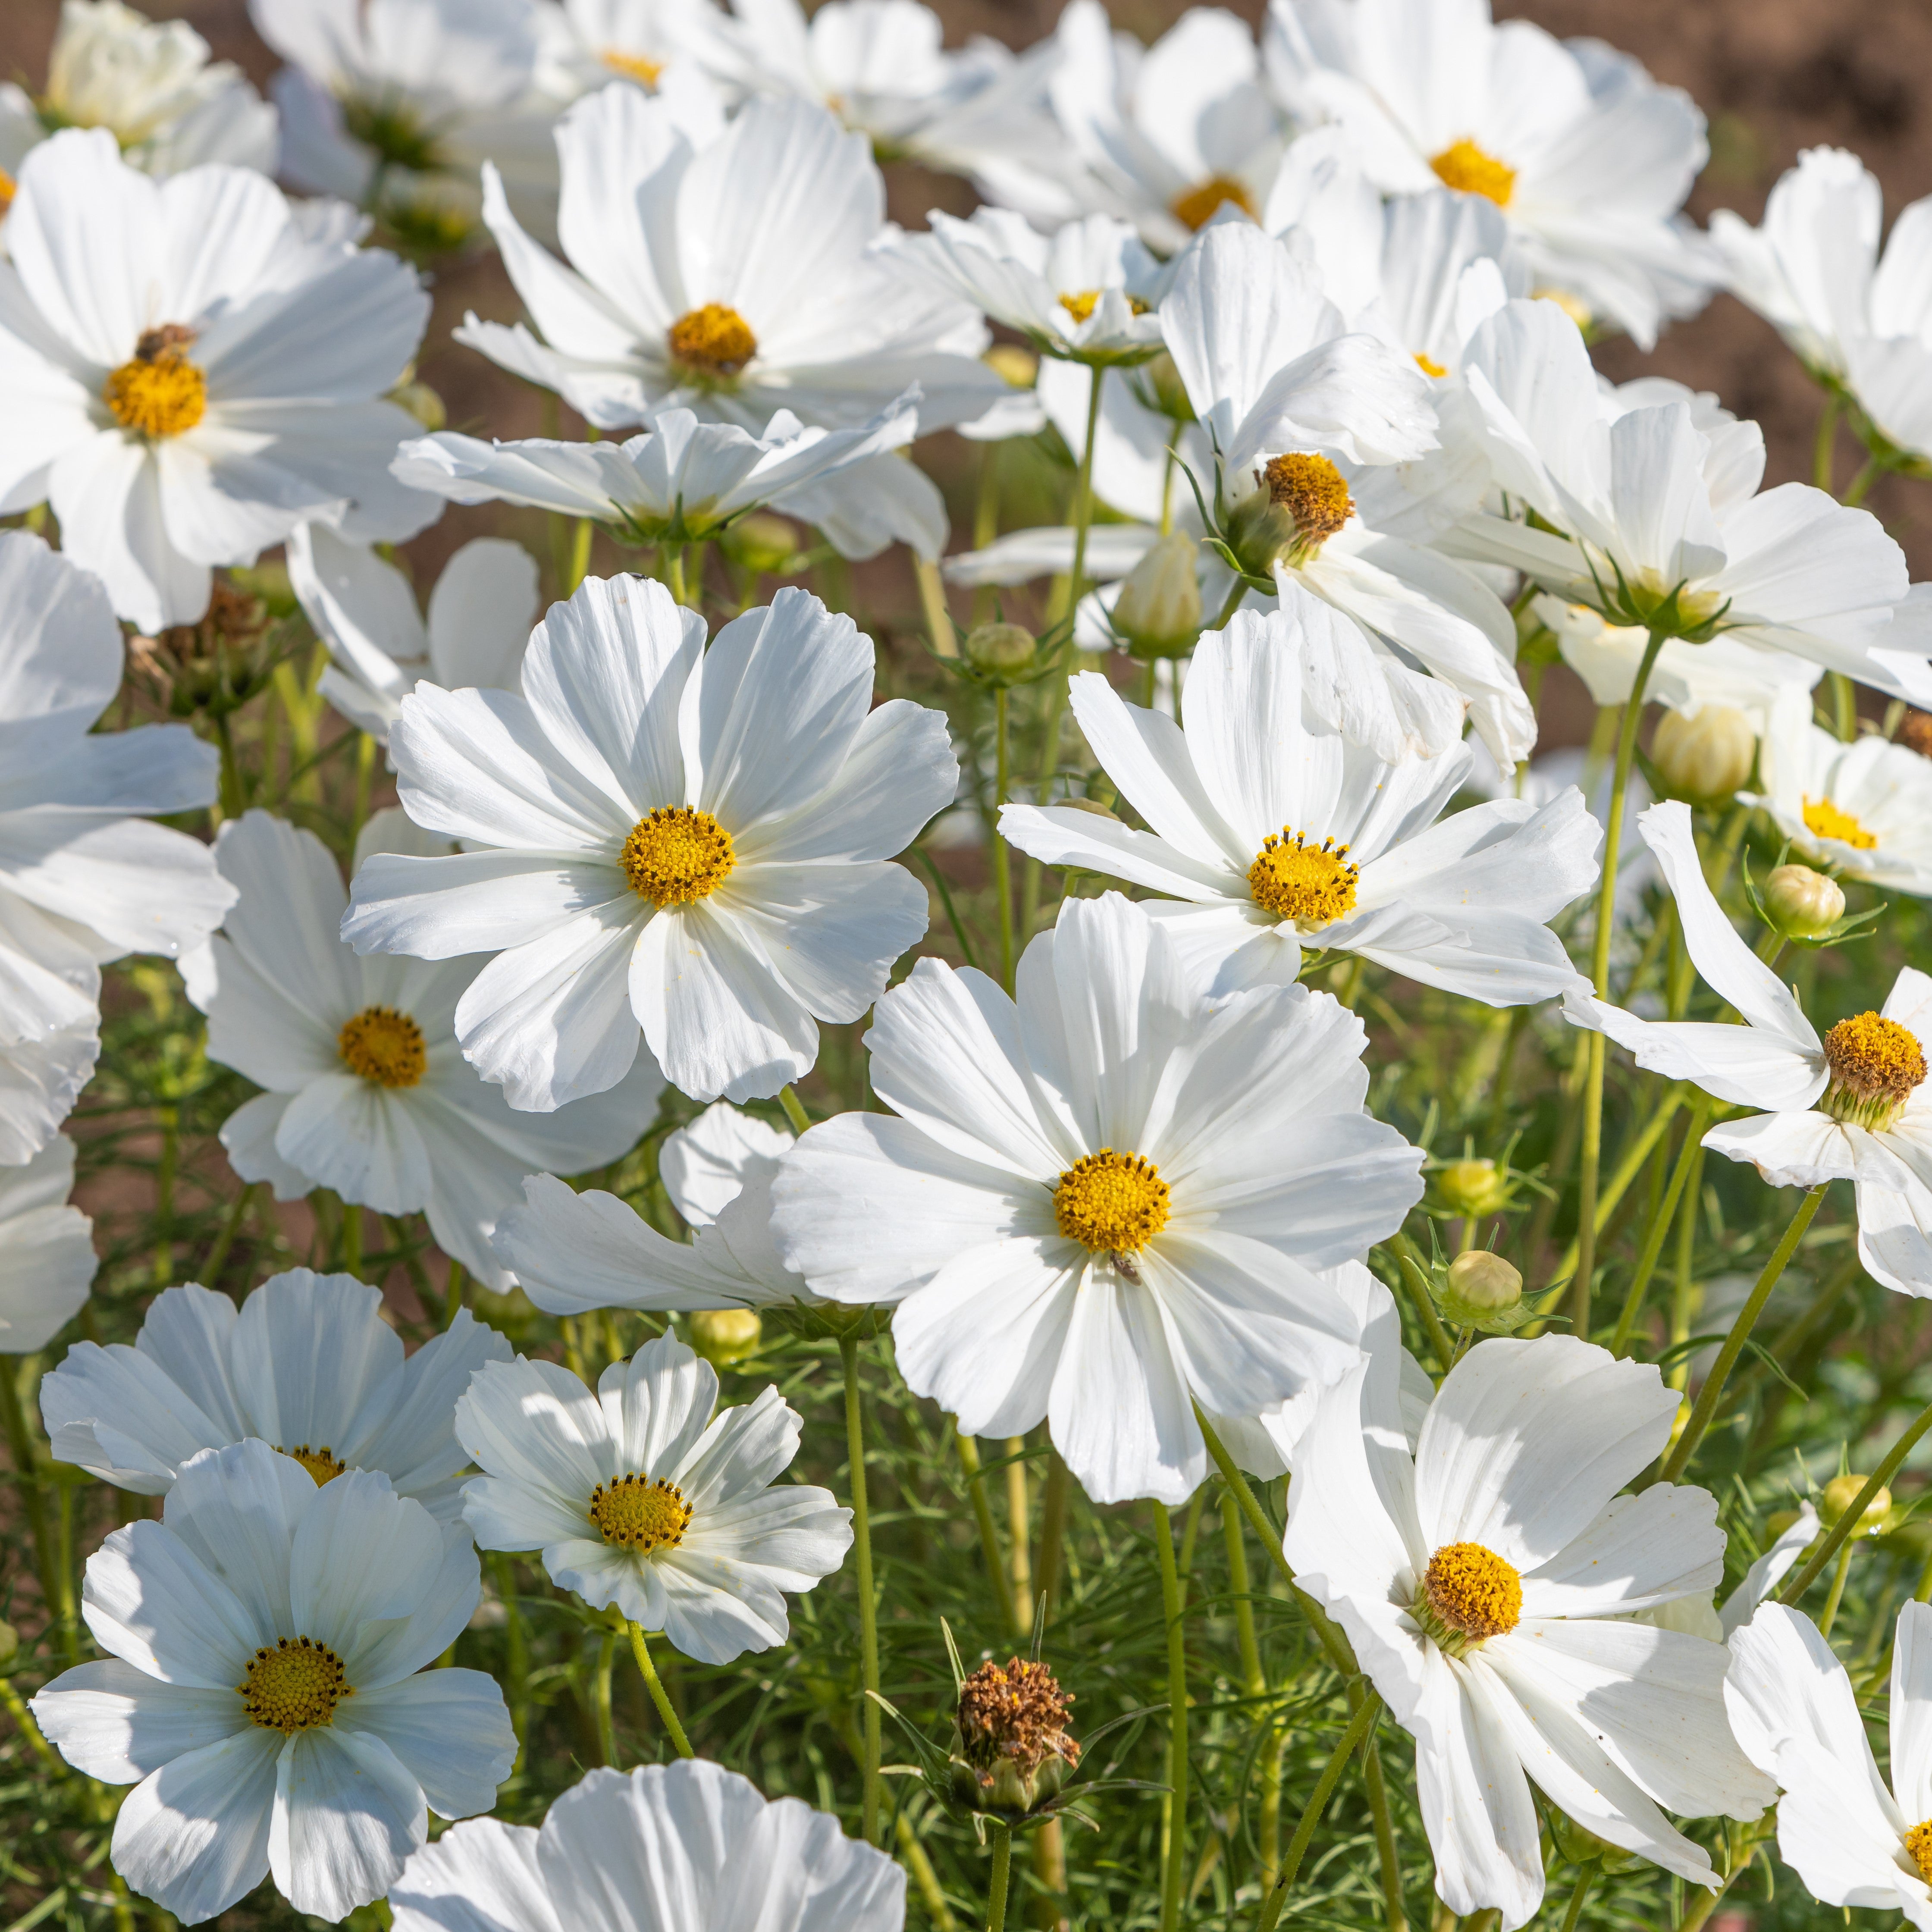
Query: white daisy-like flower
[
  {"left": 185, "top": 810, "right": 660, "bottom": 1285},
  {"left": 1263, "top": 0, "right": 1713, "bottom": 347},
  {"left": 1727, "top": 1600, "right": 1932, "bottom": 1927},
  {"left": 342, "top": 575, "right": 957, "bottom": 1112},
  {"left": 38, "top": 1266, "right": 510, "bottom": 1522},
  {"left": 390, "top": 1758, "right": 904, "bottom": 1932},
  {"left": 391, "top": 391, "right": 943, "bottom": 563},
  {"left": 1450, "top": 297, "right": 1932, "bottom": 706},
  {"left": 0, "top": 1135, "right": 96, "bottom": 1353},
  {"left": 494, "top": 1099, "right": 813, "bottom": 1314},
  {"left": 0, "top": 1, "right": 278, "bottom": 186},
  {"left": 1000, "top": 601, "right": 1596, "bottom": 1005},
  {"left": 770, "top": 891, "right": 1424, "bottom": 1505},
  {"left": 1285, "top": 1330, "right": 1773, "bottom": 1929},
  {"left": 30, "top": 1437, "right": 515, "bottom": 1925},
  {"left": 0, "top": 130, "right": 439, "bottom": 631},
  {"left": 289, "top": 523, "right": 539, "bottom": 746},
  {"left": 455, "top": 1328, "right": 852, "bottom": 1662},
  {"left": 535, "top": 0, "right": 731, "bottom": 113}
]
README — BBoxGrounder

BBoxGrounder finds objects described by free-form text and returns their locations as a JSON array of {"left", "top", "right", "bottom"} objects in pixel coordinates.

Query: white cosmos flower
[
  {"left": 1727, "top": 1600, "right": 1932, "bottom": 1927},
  {"left": 391, "top": 391, "right": 943, "bottom": 563},
  {"left": 1285, "top": 1330, "right": 1773, "bottom": 1929},
  {"left": 342, "top": 576, "right": 956, "bottom": 1112},
  {"left": 494, "top": 1100, "right": 814, "bottom": 1314},
  {"left": 535, "top": 0, "right": 731, "bottom": 113},
  {"left": 38, "top": 1267, "right": 510, "bottom": 1523},
  {"left": 1450, "top": 298, "right": 1932, "bottom": 706},
  {"left": 390, "top": 1758, "right": 904, "bottom": 1932},
  {"left": 769, "top": 892, "right": 1424, "bottom": 1506},
  {"left": 1263, "top": 0, "right": 1713, "bottom": 347},
  {"left": 30, "top": 1437, "right": 515, "bottom": 1925},
  {"left": 289, "top": 523, "right": 539, "bottom": 746},
  {"left": 0, "top": 1135, "right": 96, "bottom": 1353},
  {"left": 0, "top": 130, "right": 439, "bottom": 632},
  {"left": 186, "top": 810, "right": 660, "bottom": 1285},
  {"left": 455, "top": 1329, "right": 851, "bottom": 1662},
  {"left": 1000, "top": 603, "right": 1596, "bottom": 1006},
  {"left": 0, "top": 1025, "right": 97, "bottom": 1168}
]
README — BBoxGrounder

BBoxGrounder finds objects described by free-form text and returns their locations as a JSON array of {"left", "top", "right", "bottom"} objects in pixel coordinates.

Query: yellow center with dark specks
[
  {"left": 668, "top": 303, "right": 758, "bottom": 378},
  {"left": 1171, "top": 175, "right": 1255, "bottom": 231},
  {"left": 589, "top": 1474, "right": 693, "bottom": 1551},
  {"left": 620, "top": 806, "right": 736, "bottom": 905},
  {"left": 339, "top": 1007, "right": 427, "bottom": 1089},
  {"left": 238, "top": 1637, "right": 352, "bottom": 1732},
  {"left": 278, "top": 1445, "right": 348, "bottom": 1485},
  {"left": 1417, "top": 1542, "right": 1522, "bottom": 1655},
  {"left": 1822, "top": 1011, "right": 1927, "bottom": 1131},
  {"left": 1248, "top": 828, "right": 1359, "bottom": 928},
  {"left": 104, "top": 325, "right": 206, "bottom": 439},
  {"left": 1053, "top": 1150, "right": 1170, "bottom": 1254},
  {"left": 1803, "top": 796, "right": 1877, "bottom": 850}
]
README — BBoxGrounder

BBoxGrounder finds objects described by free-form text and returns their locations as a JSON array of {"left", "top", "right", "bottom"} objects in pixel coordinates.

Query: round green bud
[
  {"left": 1764, "top": 863, "right": 1845, "bottom": 941},
  {"left": 1822, "top": 1473, "right": 1891, "bottom": 1534},
  {"left": 1434, "top": 1157, "right": 1510, "bottom": 1218},
  {"left": 1446, "top": 1250, "right": 1523, "bottom": 1313},
  {"left": 1651, "top": 706, "right": 1756, "bottom": 805},
  {"left": 687, "top": 1307, "right": 763, "bottom": 1368},
  {"left": 1113, "top": 532, "right": 1202, "bottom": 659},
  {"left": 964, "top": 622, "right": 1038, "bottom": 679}
]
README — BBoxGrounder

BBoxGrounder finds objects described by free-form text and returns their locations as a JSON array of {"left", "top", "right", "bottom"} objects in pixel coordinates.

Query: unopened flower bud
[
  {"left": 1822, "top": 1474, "right": 1892, "bottom": 1534},
  {"left": 984, "top": 344, "right": 1039, "bottom": 391},
  {"left": 389, "top": 378, "right": 447, "bottom": 432},
  {"left": 1133, "top": 351, "right": 1195, "bottom": 423},
  {"left": 948, "top": 1656, "right": 1080, "bottom": 1821},
  {"left": 965, "top": 622, "right": 1037, "bottom": 681},
  {"left": 1113, "top": 533, "right": 1201, "bottom": 659},
  {"left": 1650, "top": 706, "right": 1756, "bottom": 804},
  {"left": 720, "top": 512, "right": 798, "bottom": 576},
  {"left": 1446, "top": 1250, "right": 1522, "bottom": 1312},
  {"left": 1764, "top": 863, "right": 1845, "bottom": 941},
  {"left": 1548, "top": 1809, "right": 1639, "bottom": 1873},
  {"left": 1434, "top": 1157, "right": 1510, "bottom": 1219},
  {"left": 686, "top": 1307, "right": 763, "bottom": 1368}
]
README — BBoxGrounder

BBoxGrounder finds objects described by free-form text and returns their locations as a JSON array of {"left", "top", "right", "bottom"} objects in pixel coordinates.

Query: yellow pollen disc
[
  {"left": 1415, "top": 351, "right": 1448, "bottom": 378},
  {"left": 1058, "top": 289, "right": 1150, "bottom": 324},
  {"left": 1424, "top": 1541, "right": 1522, "bottom": 1643},
  {"left": 338, "top": 1006, "right": 428, "bottom": 1089},
  {"left": 1907, "top": 1820, "right": 1932, "bottom": 1886},
  {"left": 237, "top": 1636, "right": 353, "bottom": 1733},
  {"left": 589, "top": 1473, "right": 693, "bottom": 1551},
  {"left": 1170, "top": 174, "right": 1257, "bottom": 231},
  {"left": 0, "top": 167, "right": 15, "bottom": 216},
  {"left": 602, "top": 48, "right": 664, "bottom": 87},
  {"left": 667, "top": 303, "right": 758, "bottom": 378},
  {"left": 104, "top": 325, "right": 206, "bottom": 439},
  {"left": 621, "top": 805, "right": 736, "bottom": 905},
  {"left": 1247, "top": 827, "right": 1360, "bottom": 928},
  {"left": 1053, "top": 1149, "right": 1170, "bottom": 1255},
  {"left": 1803, "top": 795, "right": 1878, "bottom": 850},
  {"left": 1430, "top": 139, "right": 1517, "bottom": 206},
  {"left": 278, "top": 1445, "right": 348, "bottom": 1485},
  {"left": 1262, "top": 452, "right": 1354, "bottom": 544},
  {"left": 1823, "top": 1011, "right": 1928, "bottom": 1120}
]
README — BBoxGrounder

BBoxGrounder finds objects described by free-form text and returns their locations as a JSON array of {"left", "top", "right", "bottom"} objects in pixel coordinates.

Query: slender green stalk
[
  {"left": 1064, "top": 367, "right": 1107, "bottom": 616},
  {"left": 1781, "top": 1389, "right": 1932, "bottom": 1604},
  {"left": 1610, "top": 1098, "right": 1710, "bottom": 1358},
  {"left": 1558, "top": 1860, "right": 1601, "bottom": 1932},
  {"left": 897, "top": 1811, "right": 960, "bottom": 1932},
  {"left": 778, "top": 1084, "right": 811, "bottom": 1135},
  {"left": 1816, "top": 1538, "right": 1858, "bottom": 1638},
  {"left": 199, "top": 1179, "right": 256, "bottom": 1287},
  {"left": 593, "top": 1625, "right": 618, "bottom": 1765},
  {"left": 1004, "top": 1435, "right": 1033, "bottom": 1634},
  {"left": 1554, "top": 1083, "right": 1685, "bottom": 1302},
  {"left": 566, "top": 517, "right": 594, "bottom": 595},
  {"left": 994, "top": 686, "right": 1016, "bottom": 990},
  {"left": 1211, "top": 575, "right": 1249, "bottom": 630},
  {"left": 915, "top": 844, "right": 985, "bottom": 974},
  {"left": 1812, "top": 392, "right": 1840, "bottom": 491},
  {"left": 0, "top": 1664, "right": 64, "bottom": 1775},
  {"left": 1255, "top": 1690, "right": 1383, "bottom": 1932},
  {"left": 496, "top": 1553, "right": 529, "bottom": 1771},
  {"left": 1388, "top": 1233, "right": 1455, "bottom": 1374},
  {"left": 957, "top": 1428, "right": 1019, "bottom": 1634},
  {"left": 1035, "top": 1450, "right": 1070, "bottom": 1625},
  {"left": 1659, "top": 1182, "right": 1828, "bottom": 1483},
  {"left": 985, "top": 1824, "right": 1013, "bottom": 1932},
  {"left": 340, "top": 1199, "right": 363, "bottom": 1281},
  {"left": 1219, "top": 1487, "right": 1287, "bottom": 1886},
  {"left": 1360, "top": 1731, "right": 1407, "bottom": 1932},
  {"left": 1666, "top": 1131, "right": 1709, "bottom": 1390},
  {"left": 841, "top": 1331, "right": 882, "bottom": 1841},
  {"left": 626, "top": 1622, "right": 694, "bottom": 1758},
  {"left": 0, "top": 1359, "right": 68, "bottom": 1640},
  {"left": 442, "top": 1259, "right": 468, "bottom": 1330},
  {"left": 153, "top": 1103, "right": 178, "bottom": 1285},
  {"left": 1153, "top": 1499, "right": 1189, "bottom": 1932}
]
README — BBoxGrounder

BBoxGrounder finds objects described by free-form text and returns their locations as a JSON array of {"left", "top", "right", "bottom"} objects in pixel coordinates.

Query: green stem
[
  {"left": 1211, "top": 575, "right": 1249, "bottom": 631},
  {"left": 957, "top": 1428, "right": 1019, "bottom": 1634},
  {"left": 0, "top": 1653, "right": 65, "bottom": 1776},
  {"left": 1816, "top": 1537, "right": 1857, "bottom": 1638},
  {"left": 1658, "top": 1182, "right": 1828, "bottom": 1483},
  {"left": 994, "top": 686, "right": 1016, "bottom": 991},
  {"left": 1360, "top": 1734, "right": 1406, "bottom": 1932},
  {"left": 340, "top": 1200, "right": 363, "bottom": 1281},
  {"left": 1035, "top": 1449, "right": 1070, "bottom": 1625},
  {"left": 1554, "top": 1082, "right": 1686, "bottom": 1303},
  {"left": 897, "top": 1811, "right": 960, "bottom": 1932},
  {"left": 1781, "top": 1388, "right": 1932, "bottom": 1604},
  {"left": 1153, "top": 1499, "right": 1190, "bottom": 1932},
  {"left": 153, "top": 1104, "right": 178, "bottom": 1286},
  {"left": 566, "top": 517, "right": 594, "bottom": 596},
  {"left": 841, "top": 1331, "right": 882, "bottom": 1841},
  {"left": 1843, "top": 455, "right": 1882, "bottom": 508},
  {"left": 1558, "top": 1860, "right": 1601, "bottom": 1932},
  {"left": 985, "top": 1824, "right": 1013, "bottom": 1932},
  {"left": 778, "top": 1084, "right": 811, "bottom": 1136},
  {"left": 1389, "top": 1233, "right": 1455, "bottom": 1375},
  {"left": 626, "top": 1622, "right": 694, "bottom": 1757},
  {"left": 0, "top": 1360, "right": 69, "bottom": 1643},
  {"left": 1811, "top": 392, "right": 1840, "bottom": 492},
  {"left": 1830, "top": 669, "right": 1858, "bottom": 744},
  {"left": 916, "top": 844, "right": 984, "bottom": 974},
  {"left": 1610, "top": 1098, "right": 1710, "bottom": 1358},
  {"left": 665, "top": 544, "right": 688, "bottom": 605},
  {"left": 1065, "top": 368, "right": 1107, "bottom": 616},
  {"left": 593, "top": 1625, "right": 618, "bottom": 1765},
  {"left": 1004, "top": 1435, "right": 1033, "bottom": 1636},
  {"left": 1255, "top": 1690, "right": 1383, "bottom": 1932},
  {"left": 200, "top": 1180, "right": 256, "bottom": 1287},
  {"left": 442, "top": 1259, "right": 467, "bottom": 1330}
]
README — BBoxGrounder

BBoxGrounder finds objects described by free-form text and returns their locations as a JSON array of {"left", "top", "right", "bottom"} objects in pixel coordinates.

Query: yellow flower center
[
  {"left": 1430, "top": 139, "right": 1517, "bottom": 206},
  {"left": 1415, "top": 351, "right": 1448, "bottom": 378},
  {"left": 620, "top": 806, "right": 736, "bottom": 905},
  {"left": 667, "top": 303, "right": 758, "bottom": 379},
  {"left": 1247, "top": 828, "right": 1360, "bottom": 928},
  {"left": 0, "top": 168, "right": 15, "bottom": 216},
  {"left": 1057, "top": 289, "right": 1149, "bottom": 324},
  {"left": 1263, "top": 452, "right": 1354, "bottom": 547},
  {"left": 1803, "top": 796, "right": 1878, "bottom": 850},
  {"left": 278, "top": 1445, "right": 348, "bottom": 1485},
  {"left": 1170, "top": 175, "right": 1256, "bottom": 231},
  {"left": 237, "top": 1636, "right": 353, "bottom": 1733},
  {"left": 1906, "top": 1819, "right": 1932, "bottom": 1886},
  {"left": 1822, "top": 1011, "right": 1927, "bottom": 1131},
  {"left": 589, "top": 1473, "right": 693, "bottom": 1551},
  {"left": 602, "top": 48, "right": 663, "bottom": 88},
  {"left": 104, "top": 325, "right": 206, "bottom": 439},
  {"left": 1053, "top": 1149, "right": 1170, "bottom": 1255},
  {"left": 338, "top": 1006, "right": 427, "bottom": 1089},
  {"left": 1418, "top": 1541, "right": 1523, "bottom": 1655}
]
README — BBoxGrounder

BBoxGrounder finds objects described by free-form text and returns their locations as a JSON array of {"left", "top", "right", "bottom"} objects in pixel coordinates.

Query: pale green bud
[
  {"left": 1446, "top": 1250, "right": 1522, "bottom": 1312},
  {"left": 687, "top": 1307, "right": 763, "bottom": 1368},
  {"left": 1651, "top": 706, "right": 1756, "bottom": 804},
  {"left": 1764, "top": 863, "right": 1845, "bottom": 940},
  {"left": 965, "top": 622, "right": 1037, "bottom": 679},
  {"left": 1113, "top": 533, "right": 1202, "bottom": 659}
]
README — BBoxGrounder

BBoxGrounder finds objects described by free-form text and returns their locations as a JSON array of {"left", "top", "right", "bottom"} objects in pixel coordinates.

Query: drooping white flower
[
  {"left": 390, "top": 1758, "right": 905, "bottom": 1932},
  {"left": 392, "top": 392, "right": 942, "bottom": 563},
  {"left": 288, "top": 523, "right": 540, "bottom": 745},
  {"left": 342, "top": 576, "right": 956, "bottom": 1111},
  {"left": 1727, "top": 1600, "right": 1932, "bottom": 1927},
  {"left": 770, "top": 892, "right": 1424, "bottom": 1506},
  {"left": 1285, "top": 1329, "right": 1773, "bottom": 1929},
  {"left": 456, "top": 1329, "right": 851, "bottom": 1661},
  {"left": 30, "top": 1437, "right": 516, "bottom": 1924},
  {"left": 185, "top": 810, "right": 659, "bottom": 1284},
  {"left": 39, "top": 1266, "right": 510, "bottom": 1523},
  {"left": 0, "top": 1136, "right": 96, "bottom": 1353},
  {"left": 0, "top": 131, "right": 438, "bottom": 631},
  {"left": 1263, "top": 0, "right": 1714, "bottom": 347},
  {"left": 493, "top": 1099, "right": 813, "bottom": 1314}
]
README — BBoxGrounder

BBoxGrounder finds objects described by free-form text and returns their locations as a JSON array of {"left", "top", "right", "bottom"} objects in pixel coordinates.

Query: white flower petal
[
  {"left": 272, "top": 1725, "right": 425, "bottom": 1923},
  {"left": 110, "top": 1727, "right": 282, "bottom": 1924}
]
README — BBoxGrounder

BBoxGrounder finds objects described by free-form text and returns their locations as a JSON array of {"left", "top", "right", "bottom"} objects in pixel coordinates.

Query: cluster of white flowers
[{"left": 8, "top": 0, "right": 1932, "bottom": 1929}]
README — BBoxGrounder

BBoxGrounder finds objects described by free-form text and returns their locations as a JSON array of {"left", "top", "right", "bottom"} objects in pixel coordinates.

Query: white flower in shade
[
  {"left": 1745, "top": 715, "right": 1932, "bottom": 898},
  {"left": 30, "top": 1438, "right": 514, "bottom": 1924},
  {"left": 1263, "top": 0, "right": 1713, "bottom": 347},
  {"left": 1450, "top": 298, "right": 1932, "bottom": 707},
  {"left": 535, "top": 0, "right": 731, "bottom": 112},
  {"left": 1000, "top": 605, "right": 1596, "bottom": 1006},
  {"left": 186, "top": 810, "right": 660, "bottom": 1286},
  {"left": 1727, "top": 1600, "right": 1932, "bottom": 1926},
  {"left": 391, "top": 392, "right": 942, "bottom": 563},
  {"left": 1712, "top": 148, "right": 1932, "bottom": 470},
  {"left": 0, "top": 1025, "right": 98, "bottom": 1169},
  {"left": 1285, "top": 1331, "right": 1773, "bottom": 1929},
  {"left": 493, "top": 1100, "right": 813, "bottom": 1314},
  {"left": 0, "top": 130, "right": 438, "bottom": 631},
  {"left": 390, "top": 1758, "right": 904, "bottom": 1932},
  {"left": 342, "top": 576, "right": 956, "bottom": 1111},
  {"left": 38, "top": 1267, "right": 509, "bottom": 1523},
  {"left": 770, "top": 892, "right": 1424, "bottom": 1505},
  {"left": 455, "top": 1329, "right": 851, "bottom": 1662},
  {"left": 0, "top": 1136, "right": 96, "bottom": 1353},
  {"left": 288, "top": 523, "right": 539, "bottom": 746}
]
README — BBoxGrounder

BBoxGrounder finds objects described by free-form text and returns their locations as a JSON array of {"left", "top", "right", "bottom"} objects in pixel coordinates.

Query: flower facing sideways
[
  {"left": 30, "top": 1437, "right": 515, "bottom": 1924},
  {"left": 0, "top": 1135, "right": 96, "bottom": 1353},
  {"left": 455, "top": 1330, "right": 851, "bottom": 1663}
]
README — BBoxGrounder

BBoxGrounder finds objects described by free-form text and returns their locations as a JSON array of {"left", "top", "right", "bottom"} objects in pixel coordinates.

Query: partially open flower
[
  {"left": 1112, "top": 533, "right": 1202, "bottom": 660},
  {"left": 1652, "top": 707, "right": 1757, "bottom": 805},
  {"left": 949, "top": 1657, "right": 1081, "bottom": 1822}
]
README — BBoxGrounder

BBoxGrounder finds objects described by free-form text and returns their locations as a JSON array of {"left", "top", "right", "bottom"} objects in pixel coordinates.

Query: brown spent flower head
[
  {"left": 953, "top": 1657, "right": 1080, "bottom": 1817},
  {"left": 1822, "top": 1011, "right": 1927, "bottom": 1130}
]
